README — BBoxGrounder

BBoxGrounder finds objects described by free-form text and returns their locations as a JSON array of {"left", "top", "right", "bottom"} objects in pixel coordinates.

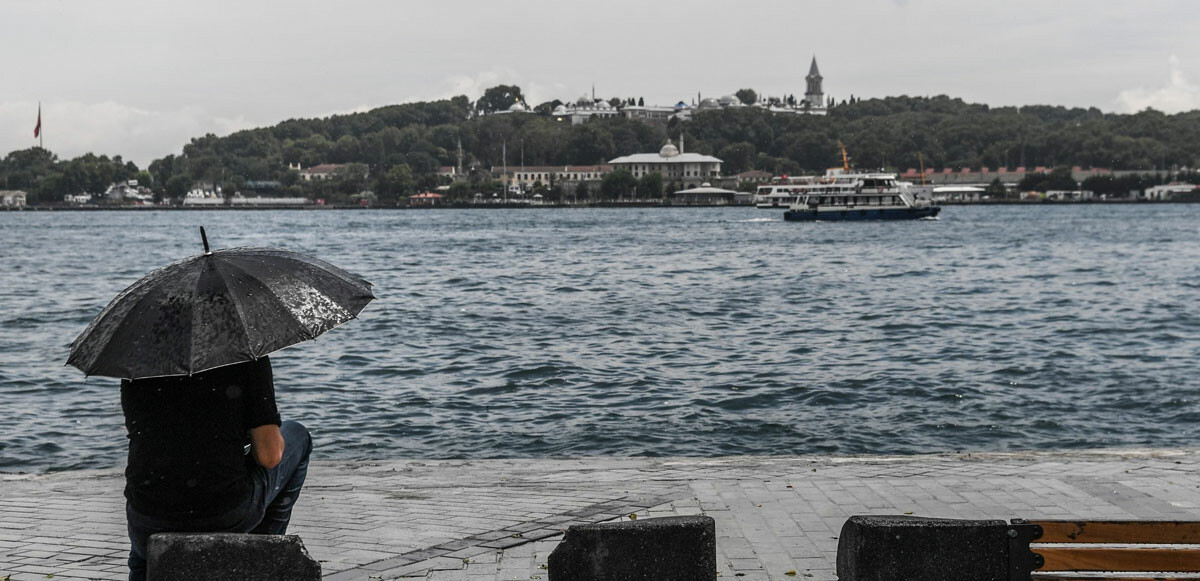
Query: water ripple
[{"left": 4, "top": 205, "right": 1200, "bottom": 472}]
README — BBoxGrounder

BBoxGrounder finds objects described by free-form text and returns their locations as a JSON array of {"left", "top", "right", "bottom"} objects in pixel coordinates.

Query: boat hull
[{"left": 783, "top": 206, "right": 941, "bottom": 221}]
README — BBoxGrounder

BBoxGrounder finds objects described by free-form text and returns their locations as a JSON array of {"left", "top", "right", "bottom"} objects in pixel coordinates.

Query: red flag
[{"left": 34, "top": 104, "right": 41, "bottom": 138}]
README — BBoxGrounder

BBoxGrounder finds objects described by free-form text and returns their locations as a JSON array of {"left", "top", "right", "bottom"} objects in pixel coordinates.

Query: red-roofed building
[
  {"left": 409, "top": 192, "right": 443, "bottom": 206},
  {"left": 736, "top": 170, "right": 774, "bottom": 184}
]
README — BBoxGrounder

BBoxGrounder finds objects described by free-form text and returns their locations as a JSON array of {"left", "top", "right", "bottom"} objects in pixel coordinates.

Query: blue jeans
[{"left": 126, "top": 420, "right": 312, "bottom": 581}]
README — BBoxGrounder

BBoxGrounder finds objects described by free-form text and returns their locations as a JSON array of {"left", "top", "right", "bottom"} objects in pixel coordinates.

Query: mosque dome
[
  {"left": 509, "top": 102, "right": 526, "bottom": 112},
  {"left": 698, "top": 97, "right": 721, "bottom": 110},
  {"left": 659, "top": 141, "right": 680, "bottom": 158},
  {"left": 576, "top": 95, "right": 593, "bottom": 106},
  {"left": 552, "top": 104, "right": 567, "bottom": 115},
  {"left": 719, "top": 95, "right": 740, "bottom": 106}
]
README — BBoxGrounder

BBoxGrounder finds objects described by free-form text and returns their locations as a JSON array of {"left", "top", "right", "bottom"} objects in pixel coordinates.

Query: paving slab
[{"left": 3, "top": 448, "right": 1200, "bottom": 580}]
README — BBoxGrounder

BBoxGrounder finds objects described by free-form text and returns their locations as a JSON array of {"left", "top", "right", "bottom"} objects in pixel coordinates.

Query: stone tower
[{"left": 805, "top": 56, "right": 823, "bottom": 109}]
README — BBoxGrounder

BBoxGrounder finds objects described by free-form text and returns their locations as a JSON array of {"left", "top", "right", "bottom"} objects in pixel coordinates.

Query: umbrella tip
[{"left": 200, "top": 226, "right": 212, "bottom": 255}]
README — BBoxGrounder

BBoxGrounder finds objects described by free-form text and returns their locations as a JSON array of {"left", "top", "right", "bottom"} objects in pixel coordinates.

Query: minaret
[
  {"left": 805, "top": 56, "right": 824, "bottom": 110},
  {"left": 456, "top": 136, "right": 464, "bottom": 175}
]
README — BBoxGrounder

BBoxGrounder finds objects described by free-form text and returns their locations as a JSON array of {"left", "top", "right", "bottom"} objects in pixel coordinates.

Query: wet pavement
[{"left": 4, "top": 448, "right": 1200, "bottom": 580}]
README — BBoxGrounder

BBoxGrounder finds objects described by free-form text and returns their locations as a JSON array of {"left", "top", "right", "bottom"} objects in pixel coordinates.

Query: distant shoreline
[{"left": 3, "top": 199, "right": 1196, "bottom": 211}]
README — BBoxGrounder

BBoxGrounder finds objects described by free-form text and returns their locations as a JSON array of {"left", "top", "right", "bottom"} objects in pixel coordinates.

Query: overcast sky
[{"left": 2, "top": 0, "right": 1198, "bottom": 167}]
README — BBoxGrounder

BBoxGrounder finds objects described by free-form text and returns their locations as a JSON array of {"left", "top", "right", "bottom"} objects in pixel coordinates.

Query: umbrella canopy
[{"left": 67, "top": 241, "right": 374, "bottom": 379}]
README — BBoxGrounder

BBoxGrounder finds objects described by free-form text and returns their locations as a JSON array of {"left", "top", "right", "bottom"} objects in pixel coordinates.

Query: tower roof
[{"left": 808, "top": 56, "right": 821, "bottom": 78}]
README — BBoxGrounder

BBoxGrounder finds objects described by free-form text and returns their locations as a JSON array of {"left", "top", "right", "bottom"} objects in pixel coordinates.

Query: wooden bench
[
  {"left": 836, "top": 515, "right": 1200, "bottom": 580},
  {"left": 1026, "top": 519, "right": 1200, "bottom": 580}
]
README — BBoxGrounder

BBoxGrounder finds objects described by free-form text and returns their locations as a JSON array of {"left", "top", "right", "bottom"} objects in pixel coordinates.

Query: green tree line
[{"left": 4, "top": 90, "right": 1200, "bottom": 204}]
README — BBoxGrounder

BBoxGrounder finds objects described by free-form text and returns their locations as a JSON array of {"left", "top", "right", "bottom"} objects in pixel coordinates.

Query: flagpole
[{"left": 36, "top": 102, "right": 42, "bottom": 149}]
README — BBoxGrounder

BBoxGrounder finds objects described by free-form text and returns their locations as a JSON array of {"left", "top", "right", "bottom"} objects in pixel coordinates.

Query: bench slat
[
  {"left": 1037, "top": 546, "right": 1200, "bottom": 572},
  {"left": 1032, "top": 521, "right": 1200, "bottom": 544}
]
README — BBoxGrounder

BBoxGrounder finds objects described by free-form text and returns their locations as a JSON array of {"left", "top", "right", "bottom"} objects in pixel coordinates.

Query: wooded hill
[{"left": 4, "top": 91, "right": 1199, "bottom": 204}]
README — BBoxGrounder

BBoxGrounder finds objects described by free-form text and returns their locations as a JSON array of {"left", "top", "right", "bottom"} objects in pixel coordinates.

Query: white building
[
  {"left": 932, "top": 186, "right": 987, "bottom": 202},
  {"left": 105, "top": 180, "right": 153, "bottom": 203},
  {"left": 622, "top": 102, "right": 693, "bottom": 123},
  {"left": 1144, "top": 183, "right": 1197, "bottom": 200},
  {"left": 299, "top": 164, "right": 349, "bottom": 181},
  {"left": 693, "top": 57, "right": 828, "bottom": 116},
  {"left": 552, "top": 96, "right": 620, "bottom": 125},
  {"left": 496, "top": 165, "right": 612, "bottom": 192},
  {"left": 1045, "top": 190, "right": 1096, "bottom": 201},
  {"left": 609, "top": 140, "right": 722, "bottom": 189},
  {"left": 1, "top": 190, "right": 27, "bottom": 207}
]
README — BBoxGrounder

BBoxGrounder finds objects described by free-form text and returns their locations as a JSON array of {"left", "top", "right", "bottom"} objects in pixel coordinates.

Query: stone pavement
[{"left": 4, "top": 448, "right": 1200, "bottom": 580}]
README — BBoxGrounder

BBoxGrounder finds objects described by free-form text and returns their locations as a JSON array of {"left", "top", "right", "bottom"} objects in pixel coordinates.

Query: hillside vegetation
[{"left": 4, "top": 91, "right": 1199, "bottom": 204}]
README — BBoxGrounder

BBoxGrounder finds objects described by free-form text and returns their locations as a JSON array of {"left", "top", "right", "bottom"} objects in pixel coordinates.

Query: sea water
[{"left": 2, "top": 205, "right": 1198, "bottom": 472}]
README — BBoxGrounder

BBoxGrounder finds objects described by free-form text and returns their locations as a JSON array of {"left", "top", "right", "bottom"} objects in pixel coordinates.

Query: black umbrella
[{"left": 67, "top": 227, "right": 374, "bottom": 379}]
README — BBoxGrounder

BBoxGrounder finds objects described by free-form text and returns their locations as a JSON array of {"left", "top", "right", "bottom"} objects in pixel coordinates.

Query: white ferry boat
[
  {"left": 780, "top": 169, "right": 940, "bottom": 221},
  {"left": 753, "top": 175, "right": 816, "bottom": 208},
  {"left": 755, "top": 146, "right": 940, "bottom": 220}
]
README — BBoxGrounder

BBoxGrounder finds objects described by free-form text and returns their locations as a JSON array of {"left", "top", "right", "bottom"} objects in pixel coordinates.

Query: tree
[
  {"left": 447, "top": 181, "right": 472, "bottom": 201},
  {"left": 575, "top": 181, "right": 591, "bottom": 201},
  {"left": 638, "top": 172, "right": 663, "bottom": 198},
  {"left": 165, "top": 175, "right": 191, "bottom": 199},
  {"left": 281, "top": 169, "right": 301, "bottom": 187},
  {"left": 1019, "top": 167, "right": 1076, "bottom": 192},
  {"left": 638, "top": 97, "right": 644, "bottom": 107},
  {"left": 601, "top": 169, "right": 637, "bottom": 199},
  {"left": 718, "top": 142, "right": 757, "bottom": 175},
  {"left": 476, "top": 85, "right": 524, "bottom": 115},
  {"left": 377, "top": 163, "right": 414, "bottom": 204},
  {"left": 735, "top": 89, "right": 758, "bottom": 106},
  {"left": 985, "top": 177, "right": 1007, "bottom": 199}
]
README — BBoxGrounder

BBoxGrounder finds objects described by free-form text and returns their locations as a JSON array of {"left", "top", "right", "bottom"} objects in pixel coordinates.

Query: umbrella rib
[
  {"left": 219, "top": 259, "right": 321, "bottom": 343},
  {"left": 75, "top": 273, "right": 177, "bottom": 379},
  {"left": 208, "top": 259, "right": 258, "bottom": 361}
]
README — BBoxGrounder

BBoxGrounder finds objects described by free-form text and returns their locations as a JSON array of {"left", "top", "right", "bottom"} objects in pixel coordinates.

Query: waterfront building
[
  {"left": 1044, "top": 190, "right": 1096, "bottom": 201},
  {"left": 931, "top": 186, "right": 987, "bottom": 202},
  {"left": 1, "top": 190, "right": 27, "bottom": 207},
  {"left": 898, "top": 166, "right": 1150, "bottom": 189},
  {"left": 495, "top": 165, "right": 612, "bottom": 192},
  {"left": 103, "top": 180, "right": 153, "bottom": 203},
  {"left": 227, "top": 195, "right": 311, "bottom": 206},
  {"left": 608, "top": 140, "right": 722, "bottom": 190},
  {"left": 409, "top": 192, "right": 443, "bottom": 206},
  {"left": 735, "top": 170, "right": 774, "bottom": 184},
  {"left": 670, "top": 183, "right": 738, "bottom": 205},
  {"left": 1144, "top": 183, "right": 1198, "bottom": 200}
]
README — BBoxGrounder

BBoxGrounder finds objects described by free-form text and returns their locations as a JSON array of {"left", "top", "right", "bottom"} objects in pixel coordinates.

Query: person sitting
[{"left": 120, "top": 356, "right": 311, "bottom": 581}]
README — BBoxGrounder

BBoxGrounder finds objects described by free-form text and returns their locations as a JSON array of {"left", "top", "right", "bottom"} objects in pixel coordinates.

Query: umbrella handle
[{"left": 200, "top": 226, "right": 211, "bottom": 255}]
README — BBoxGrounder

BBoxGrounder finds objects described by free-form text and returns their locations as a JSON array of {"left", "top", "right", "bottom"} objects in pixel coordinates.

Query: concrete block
[
  {"left": 836, "top": 515, "right": 1039, "bottom": 581},
  {"left": 547, "top": 515, "right": 715, "bottom": 581},
  {"left": 147, "top": 533, "right": 321, "bottom": 580}
]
